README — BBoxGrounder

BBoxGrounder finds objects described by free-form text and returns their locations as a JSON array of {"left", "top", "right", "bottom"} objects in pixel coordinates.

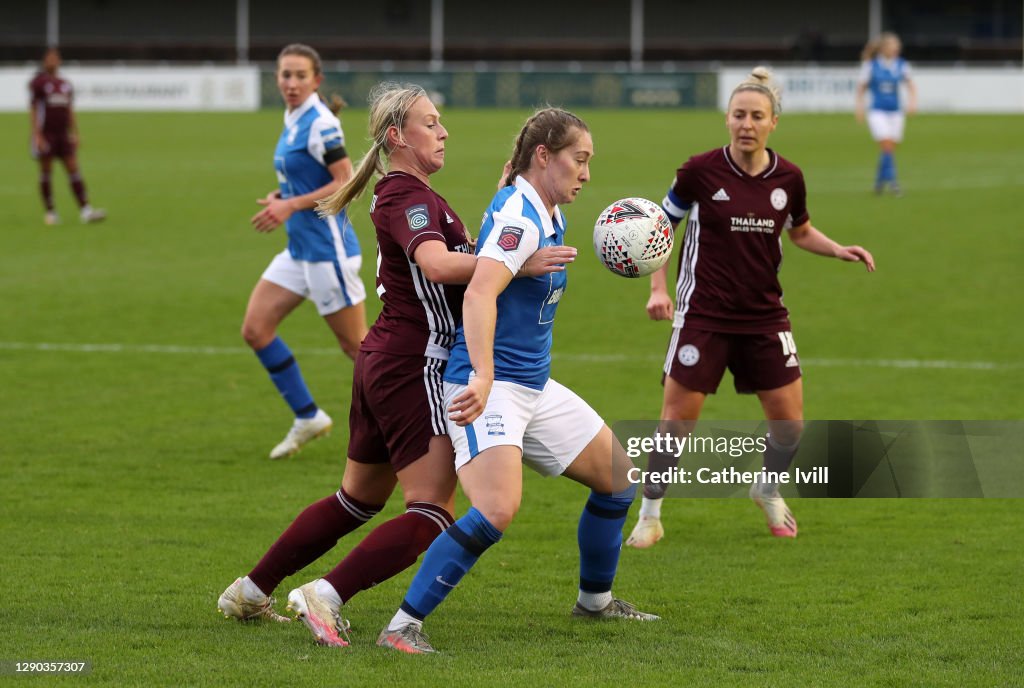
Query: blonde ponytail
[{"left": 316, "top": 81, "right": 428, "bottom": 217}]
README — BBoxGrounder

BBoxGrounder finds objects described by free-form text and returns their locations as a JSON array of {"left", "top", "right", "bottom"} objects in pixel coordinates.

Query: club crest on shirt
[
  {"left": 770, "top": 188, "right": 788, "bottom": 211},
  {"left": 497, "top": 225, "right": 524, "bottom": 251},
  {"left": 405, "top": 204, "right": 430, "bottom": 231}
]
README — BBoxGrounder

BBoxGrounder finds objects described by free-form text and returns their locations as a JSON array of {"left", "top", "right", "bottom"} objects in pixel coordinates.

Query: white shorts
[
  {"left": 446, "top": 378, "right": 604, "bottom": 477},
  {"left": 867, "top": 110, "right": 906, "bottom": 143},
  {"left": 261, "top": 249, "right": 366, "bottom": 315}
]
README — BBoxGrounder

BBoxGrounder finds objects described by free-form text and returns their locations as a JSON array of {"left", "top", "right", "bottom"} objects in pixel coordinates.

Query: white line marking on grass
[{"left": 1, "top": 341, "right": 1021, "bottom": 371}]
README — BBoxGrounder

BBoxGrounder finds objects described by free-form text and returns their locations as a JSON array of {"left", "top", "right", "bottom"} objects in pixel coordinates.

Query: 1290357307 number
[{"left": 2, "top": 661, "right": 92, "bottom": 675}]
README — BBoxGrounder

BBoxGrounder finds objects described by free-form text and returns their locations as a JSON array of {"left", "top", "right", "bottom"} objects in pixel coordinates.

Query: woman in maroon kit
[
  {"left": 29, "top": 48, "right": 105, "bottom": 225},
  {"left": 626, "top": 67, "right": 875, "bottom": 548},
  {"left": 218, "top": 82, "right": 570, "bottom": 646}
]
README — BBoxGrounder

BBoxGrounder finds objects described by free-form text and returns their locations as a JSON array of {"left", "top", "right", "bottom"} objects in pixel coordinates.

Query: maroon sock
[
  {"left": 69, "top": 172, "right": 88, "bottom": 207},
  {"left": 763, "top": 434, "right": 800, "bottom": 474},
  {"left": 40, "top": 174, "right": 53, "bottom": 211},
  {"left": 324, "top": 501, "right": 454, "bottom": 603},
  {"left": 248, "top": 488, "right": 383, "bottom": 596}
]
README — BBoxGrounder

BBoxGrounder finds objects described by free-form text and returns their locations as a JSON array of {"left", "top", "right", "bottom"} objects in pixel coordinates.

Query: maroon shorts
[
  {"left": 347, "top": 350, "right": 447, "bottom": 471},
  {"left": 34, "top": 132, "right": 75, "bottom": 159},
  {"left": 663, "top": 327, "right": 802, "bottom": 394}
]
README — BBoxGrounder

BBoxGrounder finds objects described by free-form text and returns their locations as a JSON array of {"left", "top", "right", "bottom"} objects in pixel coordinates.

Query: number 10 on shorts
[{"left": 777, "top": 331, "right": 797, "bottom": 356}]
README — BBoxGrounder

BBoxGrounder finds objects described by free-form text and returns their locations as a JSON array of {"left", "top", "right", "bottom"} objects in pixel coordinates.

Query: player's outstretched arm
[
  {"left": 519, "top": 245, "right": 577, "bottom": 277},
  {"left": 788, "top": 222, "right": 876, "bottom": 272},
  {"left": 647, "top": 261, "right": 674, "bottom": 320}
]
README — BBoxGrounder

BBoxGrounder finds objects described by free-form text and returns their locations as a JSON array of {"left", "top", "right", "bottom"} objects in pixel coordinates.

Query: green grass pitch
[{"left": 0, "top": 106, "right": 1021, "bottom": 686}]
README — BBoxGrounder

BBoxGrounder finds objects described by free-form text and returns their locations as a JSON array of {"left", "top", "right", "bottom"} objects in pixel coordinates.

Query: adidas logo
[
  {"left": 785, "top": 354, "right": 799, "bottom": 368},
  {"left": 712, "top": 188, "right": 730, "bottom": 201}
]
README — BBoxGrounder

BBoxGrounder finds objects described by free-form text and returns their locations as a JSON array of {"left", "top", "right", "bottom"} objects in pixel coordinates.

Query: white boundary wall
[
  {"left": 720, "top": 66, "right": 1024, "bottom": 113},
  {"left": 0, "top": 64, "right": 1019, "bottom": 113},
  {"left": 0, "top": 66, "right": 260, "bottom": 112}
]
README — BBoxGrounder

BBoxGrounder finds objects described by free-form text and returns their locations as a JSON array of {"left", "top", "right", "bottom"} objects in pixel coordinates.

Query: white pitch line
[{"left": 0, "top": 341, "right": 1021, "bottom": 371}]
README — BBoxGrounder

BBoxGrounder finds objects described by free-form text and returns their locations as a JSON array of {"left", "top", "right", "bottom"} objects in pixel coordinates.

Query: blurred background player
[
  {"left": 242, "top": 43, "right": 367, "bottom": 460},
  {"left": 29, "top": 47, "right": 106, "bottom": 225},
  {"left": 378, "top": 108, "right": 656, "bottom": 656},
  {"left": 219, "top": 83, "right": 566, "bottom": 641},
  {"left": 626, "top": 67, "right": 876, "bottom": 548},
  {"left": 855, "top": 32, "right": 917, "bottom": 195}
]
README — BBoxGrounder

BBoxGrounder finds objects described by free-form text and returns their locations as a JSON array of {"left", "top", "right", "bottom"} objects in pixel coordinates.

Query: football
[{"left": 593, "top": 197, "right": 674, "bottom": 278}]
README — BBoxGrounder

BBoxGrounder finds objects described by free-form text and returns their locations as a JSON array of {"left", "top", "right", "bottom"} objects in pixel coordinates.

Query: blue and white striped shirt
[
  {"left": 273, "top": 93, "right": 360, "bottom": 262},
  {"left": 445, "top": 176, "right": 567, "bottom": 391},
  {"left": 858, "top": 57, "right": 911, "bottom": 113}
]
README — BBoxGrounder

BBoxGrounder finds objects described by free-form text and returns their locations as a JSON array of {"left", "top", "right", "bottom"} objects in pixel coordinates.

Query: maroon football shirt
[
  {"left": 670, "top": 146, "right": 809, "bottom": 334},
  {"left": 29, "top": 72, "right": 73, "bottom": 134},
  {"left": 360, "top": 171, "right": 472, "bottom": 359}
]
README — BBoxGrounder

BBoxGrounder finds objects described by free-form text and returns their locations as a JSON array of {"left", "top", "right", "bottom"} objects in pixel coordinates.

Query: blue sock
[
  {"left": 880, "top": 151, "right": 895, "bottom": 183},
  {"left": 400, "top": 507, "right": 502, "bottom": 620},
  {"left": 578, "top": 485, "right": 635, "bottom": 593},
  {"left": 255, "top": 337, "right": 317, "bottom": 418},
  {"left": 875, "top": 153, "right": 887, "bottom": 187},
  {"left": 886, "top": 153, "right": 898, "bottom": 185}
]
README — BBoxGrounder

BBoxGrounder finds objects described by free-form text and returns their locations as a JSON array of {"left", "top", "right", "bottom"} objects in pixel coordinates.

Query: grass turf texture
[{"left": 0, "top": 109, "right": 1021, "bottom": 686}]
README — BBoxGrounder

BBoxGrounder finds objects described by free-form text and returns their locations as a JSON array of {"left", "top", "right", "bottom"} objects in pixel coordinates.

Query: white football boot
[
  {"left": 625, "top": 516, "right": 665, "bottom": 549},
  {"left": 269, "top": 408, "right": 332, "bottom": 460},
  {"left": 287, "top": 581, "right": 350, "bottom": 647},
  {"left": 749, "top": 484, "right": 798, "bottom": 538},
  {"left": 217, "top": 577, "right": 290, "bottom": 622},
  {"left": 80, "top": 206, "right": 107, "bottom": 224}
]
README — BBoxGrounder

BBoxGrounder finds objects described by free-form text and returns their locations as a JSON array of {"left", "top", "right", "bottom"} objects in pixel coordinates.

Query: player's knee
[
  {"left": 769, "top": 420, "right": 804, "bottom": 448},
  {"left": 589, "top": 483, "right": 636, "bottom": 511},
  {"left": 402, "top": 485, "right": 456, "bottom": 512},
  {"left": 240, "top": 320, "right": 272, "bottom": 350},
  {"left": 613, "top": 482, "right": 638, "bottom": 503},
  {"left": 475, "top": 500, "right": 519, "bottom": 532}
]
